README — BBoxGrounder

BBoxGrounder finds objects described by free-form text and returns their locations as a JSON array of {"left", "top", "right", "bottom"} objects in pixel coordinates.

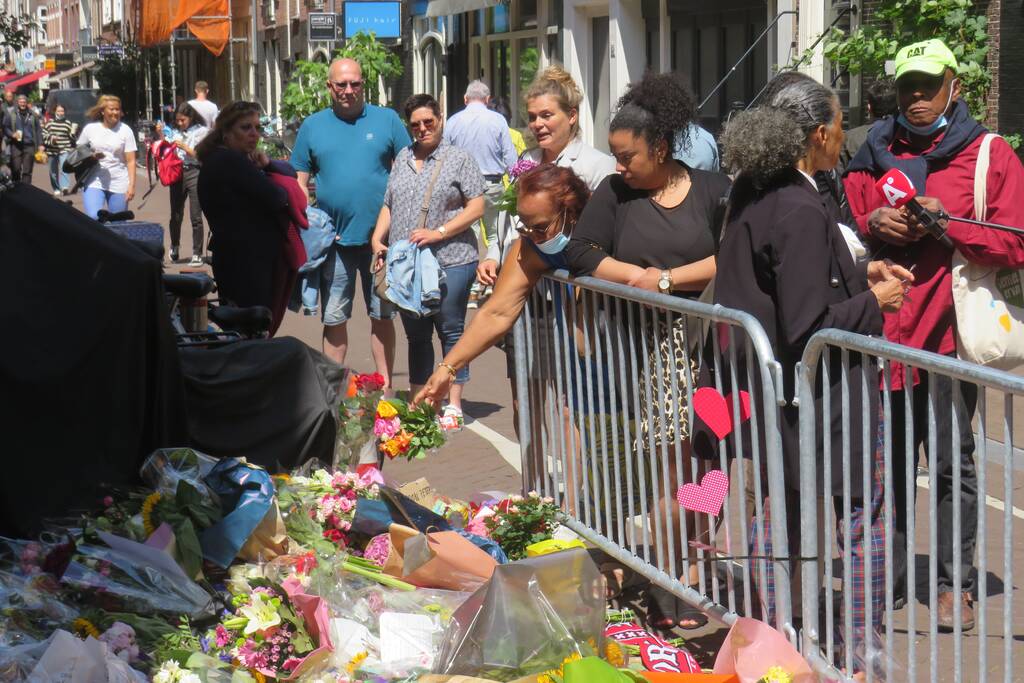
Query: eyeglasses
[
  {"left": 329, "top": 80, "right": 364, "bottom": 92},
  {"left": 409, "top": 119, "right": 437, "bottom": 131},
  {"left": 516, "top": 210, "right": 567, "bottom": 239}
]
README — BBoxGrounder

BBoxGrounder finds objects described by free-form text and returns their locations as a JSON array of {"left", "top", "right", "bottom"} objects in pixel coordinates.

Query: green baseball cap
[{"left": 894, "top": 39, "right": 959, "bottom": 80}]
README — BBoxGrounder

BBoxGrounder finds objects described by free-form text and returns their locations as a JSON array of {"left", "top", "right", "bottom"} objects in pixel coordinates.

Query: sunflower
[
  {"left": 141, "top": 492, "right": 162, "bottom": 537},
  {"left": 72, "top": 617, "right": 100, "bottom": 639},
  {"left": 604, "top": 640, "right": 626, "bottom": 667}
]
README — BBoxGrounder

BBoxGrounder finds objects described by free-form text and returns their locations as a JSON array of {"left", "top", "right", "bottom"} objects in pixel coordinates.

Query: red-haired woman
[{"left": 413, "top": 163, "right": 589, "bottom": 403}]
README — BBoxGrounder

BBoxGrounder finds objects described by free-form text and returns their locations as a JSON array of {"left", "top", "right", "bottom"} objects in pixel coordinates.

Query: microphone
[{"left": 874, "top": 168, "right": 955, "bottom": 249}]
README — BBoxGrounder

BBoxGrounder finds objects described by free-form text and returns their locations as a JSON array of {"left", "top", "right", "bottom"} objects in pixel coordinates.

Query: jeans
[
  {"left": 319, "top": 243, "right": 395, "bottom": 325},
  {"left": 890, "top": 372, "right": 978, "bottom": 596},
  {"left": 400, "top": 261, "right": 477, "bottom": 385},
  {"left": 169, "top": 167, "right": 204, "bottom": 255},
  {"left": 48, "top": 152, "right": 70, "bottom": 192},
  {"left": 82, "top": 187, "right": 128, "bottom": 219}
]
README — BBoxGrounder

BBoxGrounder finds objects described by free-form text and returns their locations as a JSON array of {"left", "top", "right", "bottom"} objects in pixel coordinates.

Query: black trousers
[
  {"left": 890, "top": 371, "right": 978, "bottom": 597},
  {"left": 9, "top": 143, "right": 35, "bottom": 184},
  {"left": 169, "top": 167, "right": 204, "bottom": 255}
]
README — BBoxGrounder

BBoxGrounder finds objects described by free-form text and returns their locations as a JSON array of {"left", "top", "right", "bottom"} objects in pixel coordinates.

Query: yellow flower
[
  {"left": 763, "top": 665, "right": 793, "bottom": 683},
  {"left": 250, "top": 671, "right": 267, "bottom": 683},
  {"left": 72, "top": 617, "right": 100, "bottom": 639},
  {"left": 604, "top": 640, "right": 625, "bottom": 667},
  {"left": 345, "top": 651, "right": 369, "bottom": 674},
  {"left": 537, "top": 676, "right": 556, "bottom": 683},
  {"left": 141, "top": 492, "right": 162, "bottom": 537},
  {"left": 376, "top": 400, "right": 398, "bottom": 419}
]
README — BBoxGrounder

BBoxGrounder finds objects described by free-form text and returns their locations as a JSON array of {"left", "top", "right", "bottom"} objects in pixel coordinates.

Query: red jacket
[{"left": 843, "top": 131, "right": 1024, "bottom": 388}]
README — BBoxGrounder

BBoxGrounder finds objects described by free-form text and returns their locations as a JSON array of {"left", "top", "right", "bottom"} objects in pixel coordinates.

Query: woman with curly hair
[
  {"left": 566, "top": 71, "right": 731, "bottom": 630},
  {"left": 715, "top": 76, "right": 911, "bottom": 660}
]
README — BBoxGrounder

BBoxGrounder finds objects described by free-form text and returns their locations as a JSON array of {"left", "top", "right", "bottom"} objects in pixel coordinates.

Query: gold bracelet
[{"left": 437, "top": 362, "right": 457, "bottom": 379}]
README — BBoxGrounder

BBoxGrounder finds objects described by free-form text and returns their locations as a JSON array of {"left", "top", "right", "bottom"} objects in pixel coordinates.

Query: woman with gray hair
[{"left": 713, "top": 77, "right": 912, "bottom": 663}]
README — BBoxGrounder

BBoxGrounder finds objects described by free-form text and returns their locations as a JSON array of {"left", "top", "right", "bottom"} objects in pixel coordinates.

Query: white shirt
[
  {"left": 188, "top": 98, "right": 219, "bottom": 127},
  {"left": 77, "top": 121, "right": 138, "bottom": 193}
]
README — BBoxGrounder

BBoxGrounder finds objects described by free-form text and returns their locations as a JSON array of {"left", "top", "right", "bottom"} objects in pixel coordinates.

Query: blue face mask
[
  {"left": 536, "top": 230, "right": 570, "bottom": 255},
  {"left": 897, "top": 79, "right": 956, "bottom": 136}
]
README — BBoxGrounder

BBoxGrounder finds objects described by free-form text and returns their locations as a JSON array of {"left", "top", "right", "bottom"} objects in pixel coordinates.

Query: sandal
[
  {"left": 599, "top": 562, "right": 647, "bottom": 601},
  {"left": 645, "top": 585, "right": 710, "bottom": 631}
]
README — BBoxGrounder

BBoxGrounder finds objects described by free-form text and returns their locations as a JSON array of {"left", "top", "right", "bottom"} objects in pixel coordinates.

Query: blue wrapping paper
[{"left": 199, "top": 458, "right": 276, "bottom": 568}]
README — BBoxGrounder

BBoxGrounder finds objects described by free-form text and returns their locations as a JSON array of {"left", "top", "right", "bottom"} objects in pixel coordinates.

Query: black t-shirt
[{"left": 566, "top": 165, "right": 732, "bottom": 294}]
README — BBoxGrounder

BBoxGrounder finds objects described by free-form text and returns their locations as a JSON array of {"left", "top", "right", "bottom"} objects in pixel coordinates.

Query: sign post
[
  {"left": 98, "top": 44, "right": 125, "bottom": 60},
  {"left": 308, "top": 13, "right": 338, "bottom": 42}
]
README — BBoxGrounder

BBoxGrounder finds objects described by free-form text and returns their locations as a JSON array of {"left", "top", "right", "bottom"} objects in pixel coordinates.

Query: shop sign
[
  {"left": 308, "top": 13, "right": 338, "bottom": 42},
  {"left": 343, "top": 1, "right": 401, "bottom": 39}
]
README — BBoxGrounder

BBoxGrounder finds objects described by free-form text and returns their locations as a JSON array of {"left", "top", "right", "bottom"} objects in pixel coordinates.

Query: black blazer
[{"left": 711, "top": 169, "right": 883, "bottom": 497}]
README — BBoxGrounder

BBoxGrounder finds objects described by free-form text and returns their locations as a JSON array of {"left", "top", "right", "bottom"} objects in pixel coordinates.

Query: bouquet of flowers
[
  {"left": 374, "top": 398, "right": 444, "bottom": 461},
  {"left": 277, "top": 469, "right": 380, "bottom": 553},
  {"left": 495, "top": 159, "right": 539, "bottom": 215},
  {"left": 484, "top": 491, "right": 559, "bottom": 561},
  {"left": 336, "top": 372, "right": 388, "bottom": 471}
]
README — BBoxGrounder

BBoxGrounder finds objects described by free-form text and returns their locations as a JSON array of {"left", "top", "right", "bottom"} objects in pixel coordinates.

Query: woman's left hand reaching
[
  {"left": 409, "top": 228, "right": 443, "bottom": 246},
  {"left": 412, "top": 367, "right": 453, "bottom": 411}
]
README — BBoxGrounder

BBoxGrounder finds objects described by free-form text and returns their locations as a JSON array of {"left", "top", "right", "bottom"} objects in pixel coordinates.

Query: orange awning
[{"left": 139, "top": 0, "right": 230, "bottom": 56}]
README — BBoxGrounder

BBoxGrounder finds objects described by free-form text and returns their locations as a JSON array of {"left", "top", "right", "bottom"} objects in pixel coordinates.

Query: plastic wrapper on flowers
[
  {"left": 61, "top": 531, "right": 213, "bottom": 618},
  {"left": 433, "top": 547, "right": 606, "bottom": 680},
  {"left": 139, "top": 448, "right": 220, "bottom": 508},
  {"left": 334, "top": 372, "right": 387, "bottom": 472},
  {"left": 276, "top": 468, "right": 381, "bottom": 556},
  {"left": 0, "top": 568, "right": 78, "bottom": 647},
  {"left": 0, "top": 629, "right": 146, "bottom": 683},
  {"left": 373, "top": 398, "right": 445, "bottom": 462},
  {"left": 712, "top": 617, "right": 814, "bottom": 683}
]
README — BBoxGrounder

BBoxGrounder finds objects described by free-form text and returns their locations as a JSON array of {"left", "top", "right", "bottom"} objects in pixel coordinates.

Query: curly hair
[
  {"left": 610, "top": 72, "right": 696, "bottom": 153},
  {"left": 515, "top": 163, "right": 591, "bottom": 228}
]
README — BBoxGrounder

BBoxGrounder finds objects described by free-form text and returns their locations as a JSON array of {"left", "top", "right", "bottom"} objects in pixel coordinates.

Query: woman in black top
[
  {"left": 196, "top": 101, "right": 290, "bottom": 313},
  {"left": 566, "top": 72, "right": 731, "bottom": 630},
  {"left": 716, "top": 78, "right": 909, "bottom": 656}
]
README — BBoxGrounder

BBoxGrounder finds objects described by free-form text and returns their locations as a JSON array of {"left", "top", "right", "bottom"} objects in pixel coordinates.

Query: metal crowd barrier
[
  {"left": 796, "top": 329, "right": 1023, "bottom": 682},
  {"left": 510, "top": 271, "right": 795, "bottom": 636}
]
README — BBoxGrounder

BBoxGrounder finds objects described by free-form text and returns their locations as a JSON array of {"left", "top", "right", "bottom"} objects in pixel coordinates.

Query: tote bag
[{"left": 952, "top": 133, "right": 1024, "bottom": 369}]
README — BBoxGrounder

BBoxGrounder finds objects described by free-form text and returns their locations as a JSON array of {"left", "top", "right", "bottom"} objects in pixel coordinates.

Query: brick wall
[{"left": 985, "top": 0, "right": 998, "bottom": 131}]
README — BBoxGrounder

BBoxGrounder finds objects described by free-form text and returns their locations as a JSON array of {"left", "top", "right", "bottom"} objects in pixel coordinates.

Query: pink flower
[
  {"left": 102, "top": 496, "right": 114, "bottom": 508},
  {"left": 363, "top": 534, "right": 391, "bottom": 566},
  {"left": 373, "top": 416, "right": 400, "bottom": 439},
  {"left": 282, "top": 657, "right": 303, "bottom": 672},
  {"left": 234, "top": 639, "right": 270, "bottom": 670},
  {"left": 465, "top": 517, "right": 489, "bottom": 538},
  {"left": 215, "top": 624, "right": 232, "bottom": 648},
  {"left": 337, "top": 497, "right": 355, "bottom": 513}
]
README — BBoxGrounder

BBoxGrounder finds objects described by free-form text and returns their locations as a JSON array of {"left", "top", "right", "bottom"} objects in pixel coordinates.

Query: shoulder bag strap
[
  {"left": 974, "top": 133, "right": 998, "bottom": 221},
  {"left": 416, "top": 147, "right": 449, "bottom": 230}
]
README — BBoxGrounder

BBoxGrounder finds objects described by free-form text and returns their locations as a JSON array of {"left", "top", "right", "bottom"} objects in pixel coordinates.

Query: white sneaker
[
  {"left": 53, "top": 190, "right": 62, "bottom": 198},
  {"left": 439, "top": 405, "right": 464, "bottom": 433},
  {"left": 189, "top": 255, "right": 205, "bottom": 267}
]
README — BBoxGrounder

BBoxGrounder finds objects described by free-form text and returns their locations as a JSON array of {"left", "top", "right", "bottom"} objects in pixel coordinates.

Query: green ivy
[
  {"left": 821, "top": 0, "right": 990, "bottom": 120},
  {"left": 279, "top": 31, "right": 403, "bottom": 126}
]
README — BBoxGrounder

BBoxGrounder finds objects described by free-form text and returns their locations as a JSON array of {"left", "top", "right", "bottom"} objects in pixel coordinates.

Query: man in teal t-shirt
[{"left": 291, "top": 58, "right": 411, "bottom": 386}]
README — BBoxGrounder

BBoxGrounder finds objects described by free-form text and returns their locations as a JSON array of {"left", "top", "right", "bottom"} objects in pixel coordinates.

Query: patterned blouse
[{"left": 383, "top": 140, "right": 484, "bottom": 268}]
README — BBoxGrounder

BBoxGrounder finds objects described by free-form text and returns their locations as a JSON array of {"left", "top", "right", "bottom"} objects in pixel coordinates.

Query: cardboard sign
[{"left": 398, "top": 477, "right": 437, "bottom": 508}]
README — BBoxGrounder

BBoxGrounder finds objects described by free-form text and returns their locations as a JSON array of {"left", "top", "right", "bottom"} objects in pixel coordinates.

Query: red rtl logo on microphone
[{"left": 875, "top": 168, "right": 917, "bottom": 209}]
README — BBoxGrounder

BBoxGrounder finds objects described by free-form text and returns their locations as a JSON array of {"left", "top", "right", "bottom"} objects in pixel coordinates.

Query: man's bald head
[{"left": 327, "top": 58, "right": 366, "bottom": 119}]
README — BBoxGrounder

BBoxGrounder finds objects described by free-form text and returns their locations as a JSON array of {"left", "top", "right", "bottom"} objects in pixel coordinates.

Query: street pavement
[{"left": 27, "top": 163, "right": 1024, "bottom": 678}]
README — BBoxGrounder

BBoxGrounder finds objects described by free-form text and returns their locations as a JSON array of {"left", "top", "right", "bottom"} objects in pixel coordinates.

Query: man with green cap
[{"left": 844, "top": 38, "right": 1024, "bottom": 631}]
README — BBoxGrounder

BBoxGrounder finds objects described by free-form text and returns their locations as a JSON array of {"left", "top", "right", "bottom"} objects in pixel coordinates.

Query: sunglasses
[
  {"left": 410, "top": 119, "right": 437, "bottom": 131},
  {"left": 329, "top": 80, "right": 364, "bottom": 91},
  {"left": 516, "top": 210, "right": 567, "bottom": 239}
]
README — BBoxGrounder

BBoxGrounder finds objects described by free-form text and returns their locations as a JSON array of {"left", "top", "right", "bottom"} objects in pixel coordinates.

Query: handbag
[
  {"left": 154, "top": 140, "right": 183, "bottom": 186},
  {"left": 62, "top": 142, "right": 97, "bottom": 175},
  {"left": 952, "top": 133, "right": 1024, "bottom": 370},
  {"left": 375, "top": 149, "right": 450, "bottom": 302}
]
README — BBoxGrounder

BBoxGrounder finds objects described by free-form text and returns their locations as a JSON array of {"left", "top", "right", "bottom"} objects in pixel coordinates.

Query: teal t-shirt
[{"left": 290, "top": 104, "right": 411, "bottom": 245}]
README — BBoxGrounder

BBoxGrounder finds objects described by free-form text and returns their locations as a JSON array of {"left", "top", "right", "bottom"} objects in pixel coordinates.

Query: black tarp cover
[{"left": 0, "top": 184, "right": 188, "bottom": 536}]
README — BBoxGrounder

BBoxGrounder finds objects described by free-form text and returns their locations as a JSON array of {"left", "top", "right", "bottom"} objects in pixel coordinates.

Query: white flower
[
  {"left": 238, "top": 592, "right": 282, "bottom": 635},
  {"left": 154, "top": 661, "right": 183, "bottom": 683},
  {"left": 180, "top": 674, "right": 202, "bottom": 683},
  {"left": 510, "top": 495, "right": 524, "bottom": 503},
  {"left": 527, "top": 490, "right": 540, "bottom": 498},
  {"left": 508, "top": 505, "right": 520, "bottom": 514}
]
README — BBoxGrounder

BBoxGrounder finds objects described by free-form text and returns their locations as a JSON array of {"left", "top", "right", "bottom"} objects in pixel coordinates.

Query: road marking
[
  {"left": 464, "top": 415, "right": 522, "bottom": 473},
  {"left": 917, "top": 475, "right": 1024, "bottom": 520}
]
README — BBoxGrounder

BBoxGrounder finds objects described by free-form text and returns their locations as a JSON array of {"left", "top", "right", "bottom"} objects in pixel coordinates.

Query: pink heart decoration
[
  {"left": 693, "top": 387, "right": 732, "bottom": 439},
  {"left": 677, "top": 469, "right": 730, "bottom": 517}
]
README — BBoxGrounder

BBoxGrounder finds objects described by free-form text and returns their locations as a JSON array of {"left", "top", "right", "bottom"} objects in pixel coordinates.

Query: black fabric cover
[
  {"left": 178, "top": 337, "right": 343, "bottom": 473},
  {"left": 0, "top": 184, "right": 189, "bottom": 536}
]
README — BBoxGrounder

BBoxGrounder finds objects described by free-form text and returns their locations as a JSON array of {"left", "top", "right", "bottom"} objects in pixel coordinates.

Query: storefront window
[
  {"left": 490, "top": 40, "right": 511, "bottom": 109},
  {"left": 517, "top": 0, "right": 537, "bottom": 29},
  {"left": 517, "top": 37, "right": 539, "bottom": 127}
]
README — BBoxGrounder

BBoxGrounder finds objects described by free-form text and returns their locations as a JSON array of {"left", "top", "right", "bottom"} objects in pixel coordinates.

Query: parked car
[{"left": 44, "top": 88, "right": 99, "bottom": 129}]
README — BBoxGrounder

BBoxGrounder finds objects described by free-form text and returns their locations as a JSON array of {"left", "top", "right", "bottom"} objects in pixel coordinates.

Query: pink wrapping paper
[
  {"left": 276, "top": 577, "right": 334, "bottom": 680},
  {"left": 712, "top": 617, "right": 814, "bottom": 683}
]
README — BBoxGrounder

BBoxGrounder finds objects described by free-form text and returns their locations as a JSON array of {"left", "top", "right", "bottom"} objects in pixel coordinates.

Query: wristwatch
[
  {"left": 657, "top": 269, "right": 672, "bottom": 293},
  {"left": 437, "top": 225, "right": 448, "bottom": 238}
]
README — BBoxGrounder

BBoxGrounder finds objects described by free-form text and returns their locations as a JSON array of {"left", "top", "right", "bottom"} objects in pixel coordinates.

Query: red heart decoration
[
  {"left": 693, "top": 387, "right": 732, "bottom": 439},
  {"left": 725, "top": 390, "right": 751, "bottom": 424},
  {"left": 676, "top": 469, "right": 730, "bottom": 517}
]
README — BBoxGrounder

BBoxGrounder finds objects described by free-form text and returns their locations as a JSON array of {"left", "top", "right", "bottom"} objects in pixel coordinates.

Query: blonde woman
[{"left": 76, "top": 95, "right": 137, "bottom": 219}]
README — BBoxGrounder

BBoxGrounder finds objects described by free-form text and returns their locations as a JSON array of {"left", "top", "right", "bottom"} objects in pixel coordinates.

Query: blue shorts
[{"left": 320, "top": 243, "right": 395, "bottom": 325}]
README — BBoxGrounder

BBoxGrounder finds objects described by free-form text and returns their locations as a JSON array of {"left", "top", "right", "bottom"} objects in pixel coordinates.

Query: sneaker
[
  {"left": 439, "top": 405, "right": 464, "bottom": 433},
  {"left": 189, "top": 255, "right": 205, "bottom": 268},
  {"left": 169, "top": 247, "right": 180, "bottom": 263},
  {"left": 467, "top": 289, "right": 480, "bottom": 310},
  {"left": 53, "top": 190, "right": 62, "bottom": 198}
]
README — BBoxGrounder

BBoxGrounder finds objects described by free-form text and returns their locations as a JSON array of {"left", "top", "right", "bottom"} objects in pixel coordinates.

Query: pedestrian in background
[
  {"left": 290, "top": 58, "right": 410, "bottom": 387},
  {"left": 188, "top": 81, "right": 219, "bottom": 128},
  {"left": 43, "top": 103, "right": 76, "bottom": 196},
  {"left": 844, "top": 38, "right": 1024, "bottom": 630},
  {"left": 76, "top": 95, "right": 137, "bottom": 219},
  {"left": 566, "top": 71, "right": 731, "bottom": 630},
  {"left": 717, "top": 76, "right": 911, "bottom": 661},
  {"left": 839, "top": 78, "right": 898, "bottom": 172},
  {"left": 673, "top": 122, "right": 720, "bottom": 171},
  {"left": 371, "top": 94, "right": 485, "bottom": 429},
  {"left": 3, "top": 94, "right": 45, "bottom": 184},
  {"left": 158, "top": 102, "right": 209, "bottom": 265}
]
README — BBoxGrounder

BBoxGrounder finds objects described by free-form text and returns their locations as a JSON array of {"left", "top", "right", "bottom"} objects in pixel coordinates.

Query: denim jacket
[
  {"left": 289, "top": 206, "right": 336, "bottom": 315},
  {"left": 385, "top": 239, "right": 445, "bottom": 318}
]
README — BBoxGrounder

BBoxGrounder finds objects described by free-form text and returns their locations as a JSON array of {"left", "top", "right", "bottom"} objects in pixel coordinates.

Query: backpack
[{"left": 154, "top": 140, "right": 183, "bottom": 186}]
